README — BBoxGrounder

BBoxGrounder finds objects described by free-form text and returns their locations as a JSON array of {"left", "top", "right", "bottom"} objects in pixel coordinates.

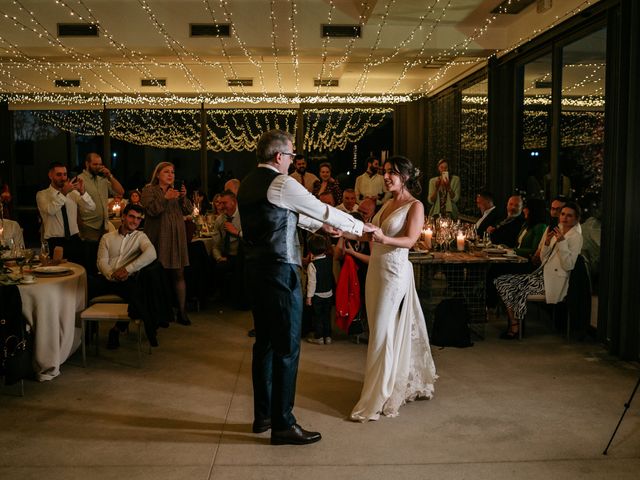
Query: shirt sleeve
[
  {"left": 125, "top": 234, "right": 157, "bottom": 274},
  {"left": 307, "top": 262, "right": 317, "bottom": 298},
  {"left": 71, "top": 190, "right": 96, "bottom": 211},
  {"left": 97, "top": 234, "right": 112, "bottom": 279},
  {"left": 267, "top": 175, "right": 364, "bottom": 236}
]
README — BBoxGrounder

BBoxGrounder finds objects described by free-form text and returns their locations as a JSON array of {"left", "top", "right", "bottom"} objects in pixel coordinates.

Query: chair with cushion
[
  {"left": 80, "top": 301, "right": 149, "bottom": 367},
  {"left": 525, "top": 254, "right": 591, "bottom": 341}
]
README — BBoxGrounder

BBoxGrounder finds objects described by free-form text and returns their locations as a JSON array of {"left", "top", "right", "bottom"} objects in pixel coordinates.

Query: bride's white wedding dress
[{"left": 350, "top": 200, "right": 437, "bottom": 421}]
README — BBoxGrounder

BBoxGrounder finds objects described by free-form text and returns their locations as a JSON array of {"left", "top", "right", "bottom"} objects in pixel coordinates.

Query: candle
[
  {"left": 424, "top": 227, "right": 433, "bottom": 249},
  {"left": 193, "top": 206, "right": 199, "bottom": 217},
  {"left": 456, "top": 231, "right": 465, "bottom": 251},
  {"left": 112, "top": 203, "right": 121, "bottom": 217}
]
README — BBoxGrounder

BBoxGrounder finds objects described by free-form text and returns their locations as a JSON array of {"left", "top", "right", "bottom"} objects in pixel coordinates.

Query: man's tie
[
  {"left": 61, "top": 203, "right": 71, "bottom": 239},
  {"left": 223, "top": 215, "right": 233, "bottom": 256}
]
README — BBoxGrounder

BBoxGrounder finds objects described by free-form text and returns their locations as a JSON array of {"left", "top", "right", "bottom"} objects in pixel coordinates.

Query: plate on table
[
  {"left": 33, "top": 265, "right": 73, "bottom": 277},
  {"left": 484, "top": 248, "right": 507, "bottom": 255}
]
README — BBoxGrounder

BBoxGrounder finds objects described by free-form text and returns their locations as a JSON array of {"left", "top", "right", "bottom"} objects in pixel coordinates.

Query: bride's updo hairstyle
[{"left": 385, "top": 155, "right": 422, "bottom": 195}]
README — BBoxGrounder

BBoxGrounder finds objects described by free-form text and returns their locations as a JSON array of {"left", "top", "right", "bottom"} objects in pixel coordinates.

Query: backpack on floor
[{"left": 431, "top": 298, "right": 473, "bottom": 348}]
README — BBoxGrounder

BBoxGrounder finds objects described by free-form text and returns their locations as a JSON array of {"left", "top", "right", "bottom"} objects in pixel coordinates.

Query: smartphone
[
  {"left": 173, "top": 179, "right": 185, "bottom": 190},
  {"left": 442, "top": 171, "right": 449, "bottom": 181},
  {"left": 549, "top": 217, "right": 559, "bottom": 229}
]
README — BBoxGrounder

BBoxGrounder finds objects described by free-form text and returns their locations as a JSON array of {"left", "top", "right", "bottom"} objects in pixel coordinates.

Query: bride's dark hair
[{"left": 385, "top": 155, "right": 422, "bottom": 195}]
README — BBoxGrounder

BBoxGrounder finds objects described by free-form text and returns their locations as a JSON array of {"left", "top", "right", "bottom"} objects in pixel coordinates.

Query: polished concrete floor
[{"left": 1, "top": 304, "right": 639, "bottom": 480}]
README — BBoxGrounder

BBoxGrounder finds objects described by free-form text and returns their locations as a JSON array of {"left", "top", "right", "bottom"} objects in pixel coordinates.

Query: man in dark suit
[
  {"left": 237, "top": 129, "right": 373, "bottom": 445},
  {"left": 475, "top": 190, "right": 501, "bottom": 238},
  {"left": 488, "top": 195, "right": 525, "bottom": 247}
]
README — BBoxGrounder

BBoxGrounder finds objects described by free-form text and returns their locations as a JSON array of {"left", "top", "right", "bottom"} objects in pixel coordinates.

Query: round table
[{"left": 17, "top": 262, "right": 87, "bottom": 381}]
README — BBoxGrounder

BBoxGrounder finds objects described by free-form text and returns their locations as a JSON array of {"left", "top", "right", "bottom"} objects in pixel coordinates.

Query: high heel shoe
[{"left": 499, "top": 321, "right": 519, "bottom": 340}]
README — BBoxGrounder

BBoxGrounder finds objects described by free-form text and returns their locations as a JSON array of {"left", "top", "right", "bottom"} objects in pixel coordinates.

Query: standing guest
[
  {"left": 95, "top": 203, "right": 167, "bottom": 348},
  {"left": 141, "top": 162, "right": 194, "bottom": 326},
  {"left": 427, "top": 159, "right": 460, "bottom": 219},
  {"left": 305, "top": 235, "right": 335, "bottom": 345},
  {"left": 487, "top": 195, "right": 525, "bottom": 247},
  {"left": 350, "top": 156, "right": 436, "bottom": 422},
  {"left": 312, "top": 162, "right": 342, "bottom": 205},
  {"left": 337, "top": 188, "right": 359, "bottom": 213},
  {"left": 495, "top": 202, "right": 583, "bottom": 339},
  {"left": 78, "top": 153, "right": 125, "bottom": 268},
  {"left": 290, "top": 154, "right": 319, "bottom": 193},
  {"left": 237, "top": 129, "right": 371, "bottom": 445},
  {"left": 36, "top": 162, "right": 95, "bottom": 264},
  {"left": 475, "top": 190, "right": 500, "bottom": 238},
  {"left": 212, "top": 190, "right": 244, "bottom": 306},
  {"left": 355, "top": 156, "right": 387, "bottom": 206}
]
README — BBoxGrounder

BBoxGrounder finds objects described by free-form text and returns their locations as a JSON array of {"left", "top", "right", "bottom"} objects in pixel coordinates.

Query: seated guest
[
  {"left": 532, "top": 195, "right": 568, "bottom": 267},
  {"left": 475, "top": 190, "right": 500, "bottom": 238},
  {"left": 224, "top": 178, "right": 240, "bottom": 195},
  {"left": 356, "top": 198, "right": 376, "bottom": 223},
  {"left": 318, "top": 191, "right": 335, "bottom": 207},
  {"left": 96, "top": 204, "right": 172, "bottom": 348},
  {"left": 486, "top": 198, "right": 547, "bottom": 308},
  {"left": 0, "top": 217, "right": 25, "bottom": 250},
  {"left": 487, "top": 195, "right": 525, "bottom": 247},
  {"left": 36, "top": 162, "right": 96, "bottom": 264},
  {"left": 337, "top": 188, "right": 359, "bottom": 213},
  {"left": 494, "top": 202, "right": 583, "bottom": 339},
  {"left": 212, "top": 190, "right": 244, "bottom": 307}
]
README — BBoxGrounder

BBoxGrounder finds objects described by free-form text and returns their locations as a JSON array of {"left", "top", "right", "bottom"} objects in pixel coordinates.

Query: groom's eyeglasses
[{"left": 279, "top": 152, "right": 296, "bottom": 158}]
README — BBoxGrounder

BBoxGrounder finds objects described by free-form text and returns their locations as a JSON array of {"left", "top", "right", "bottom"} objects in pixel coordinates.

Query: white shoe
[
  {"left": 307, "top": 337, "right": 324, "bottom": 345},
  {"left": 324, "top": 337, "right": 332, "bottom": 345}
]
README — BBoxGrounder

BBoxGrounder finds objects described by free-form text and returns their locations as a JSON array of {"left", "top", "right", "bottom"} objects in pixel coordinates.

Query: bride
[{"left": 350, "top": 156, "right": 437, "bottom": 422}]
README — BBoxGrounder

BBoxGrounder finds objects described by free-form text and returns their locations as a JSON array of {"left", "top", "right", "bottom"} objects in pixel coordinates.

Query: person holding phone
[
  {"left": 141, "top": 162, "right": 194, "bottom": 325},
  {"left": 495, "top": 202, "right": 583, "bottom": 339},
  {"left": 531, "top": 195, "right": 567, "bottom": 267},
  {"left": 427, "top": 159, "right": 460, "bottom": 219}
]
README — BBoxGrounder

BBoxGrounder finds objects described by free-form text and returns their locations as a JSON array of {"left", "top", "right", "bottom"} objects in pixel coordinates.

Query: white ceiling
[{"left": 0, "top": 0, "right": 599, "bottom": 107}]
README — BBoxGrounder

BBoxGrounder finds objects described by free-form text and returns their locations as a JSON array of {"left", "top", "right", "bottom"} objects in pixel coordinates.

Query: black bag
[
  {"left": 431, "top": 298, "right": 473, "bottom": 348},
  {"left": 1, "top": 285, "right": 34, "bottom": 385},
  {"left": 348, "top": 316, "right": 364, "bottom": 335}
]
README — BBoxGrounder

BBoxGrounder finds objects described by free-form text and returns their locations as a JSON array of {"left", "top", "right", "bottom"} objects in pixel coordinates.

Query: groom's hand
[
  {"left": 321, "top": 224, "right": 342, "bottom": 237},
  {"left": 363, "top": 223, "right": 377, "bottom": 233}
]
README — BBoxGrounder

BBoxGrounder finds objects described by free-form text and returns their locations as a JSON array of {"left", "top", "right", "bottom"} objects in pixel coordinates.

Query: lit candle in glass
[
  {"left": 424, "top": 227, "right": 433, "bottom": 249},
  {"left": 456, "top": 231, "right": 465, "bottom": 251},
  {"left": 112, "top": 203, "right": 121, "bottom": 217},
  {"left": 193, "top": 206, "right": 199, "bottom": 217}
]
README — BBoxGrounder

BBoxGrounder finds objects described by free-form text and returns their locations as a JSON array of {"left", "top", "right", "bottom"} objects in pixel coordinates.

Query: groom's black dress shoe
[
  {"left": 270, "top": 424, "right": 322, "bottom": 445},
  {"left": 252, "top": 419, "right": 271, "bottom": 433}
]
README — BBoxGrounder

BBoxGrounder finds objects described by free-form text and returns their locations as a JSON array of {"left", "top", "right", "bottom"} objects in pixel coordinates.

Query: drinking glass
[
  {"left": 16, "top": 250, "right": 26, "bottom": 275},
  {"left": 40, "top": 241, "right": 50, "bottom": 263}
]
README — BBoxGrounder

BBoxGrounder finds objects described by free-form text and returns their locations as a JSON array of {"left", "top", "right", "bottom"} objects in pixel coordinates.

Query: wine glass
[
  {"left": 16, "top": 249, "right": 26, "bottom": 275},
  {"left": 40, "top": 241, "right": 50, "bottom": 264}
]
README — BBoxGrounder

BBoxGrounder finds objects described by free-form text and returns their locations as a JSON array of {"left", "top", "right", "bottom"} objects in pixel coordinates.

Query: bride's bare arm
[{"left": 371, "top": 201, "right": 424, "bottom": 249}]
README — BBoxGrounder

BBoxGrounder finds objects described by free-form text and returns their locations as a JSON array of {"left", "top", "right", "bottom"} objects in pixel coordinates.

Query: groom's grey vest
[{"left": 237, "top": 167, "right": 301, "bottom": 266}]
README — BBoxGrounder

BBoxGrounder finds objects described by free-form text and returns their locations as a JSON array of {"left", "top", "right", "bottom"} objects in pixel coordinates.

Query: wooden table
[{"left": 409, "top": 250, "right": 527, "bottom": 338}]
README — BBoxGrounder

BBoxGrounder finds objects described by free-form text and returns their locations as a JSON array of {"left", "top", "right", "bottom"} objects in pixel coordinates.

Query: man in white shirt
[
  {"left": 237, "top": 129, "right": 374, "bottom": 446},
  {"left": 289, "top": 155, "right": 319, "bottom": 193},
  {"left": 354, "top": 156, "right": 388, "bottom": 206},
  {"left": 36, "top": 162, "right": 96, "bottom": 265},
  {"left": 212, "top": 190, "right": 245, "bottom": 308},
  {"left": 95, "top": 204, "right": 164, "bottom": 349},
  {"left": 336, "top": 188, "right": 359, "bottom": 213}
]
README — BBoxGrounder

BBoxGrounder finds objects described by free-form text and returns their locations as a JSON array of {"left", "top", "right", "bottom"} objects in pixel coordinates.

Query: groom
[{"left": 238, "top": 130, "right": 372, "bottom": 445}]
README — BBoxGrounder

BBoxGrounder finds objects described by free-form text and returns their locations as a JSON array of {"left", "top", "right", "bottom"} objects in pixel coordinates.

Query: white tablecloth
[
  {"left": 192, "top": 237, "right": 215, "bottom": 257},
  {"left": 18, "top": 263, "right": 87, "bottom": 381}
]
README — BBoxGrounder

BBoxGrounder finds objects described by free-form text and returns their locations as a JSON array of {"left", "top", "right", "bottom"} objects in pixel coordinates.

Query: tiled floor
[{"left": 1, "top": 305, "right": 639, "bottom": 479}]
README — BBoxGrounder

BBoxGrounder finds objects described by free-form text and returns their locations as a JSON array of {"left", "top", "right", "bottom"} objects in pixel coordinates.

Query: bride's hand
[{"left": 371, "top": 227, "right": 385, "bottom": 244}]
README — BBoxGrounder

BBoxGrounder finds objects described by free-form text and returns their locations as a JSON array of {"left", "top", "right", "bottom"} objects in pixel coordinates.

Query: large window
[{"left": 518, "top": 53, "right": 553, "bottom": 200}]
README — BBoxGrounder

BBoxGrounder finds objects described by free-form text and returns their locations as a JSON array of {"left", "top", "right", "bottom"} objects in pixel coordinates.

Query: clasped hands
[
  {"left": 321, "top": 222, "right": 384, "bottom": 243},
  {"left": 544, "top": 226, "right": 565, "bottom": 245}
]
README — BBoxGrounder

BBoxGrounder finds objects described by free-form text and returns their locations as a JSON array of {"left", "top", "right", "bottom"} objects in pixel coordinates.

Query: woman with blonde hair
[{"left": 141, "top": 162, "right": 194, "bottom": 325}]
